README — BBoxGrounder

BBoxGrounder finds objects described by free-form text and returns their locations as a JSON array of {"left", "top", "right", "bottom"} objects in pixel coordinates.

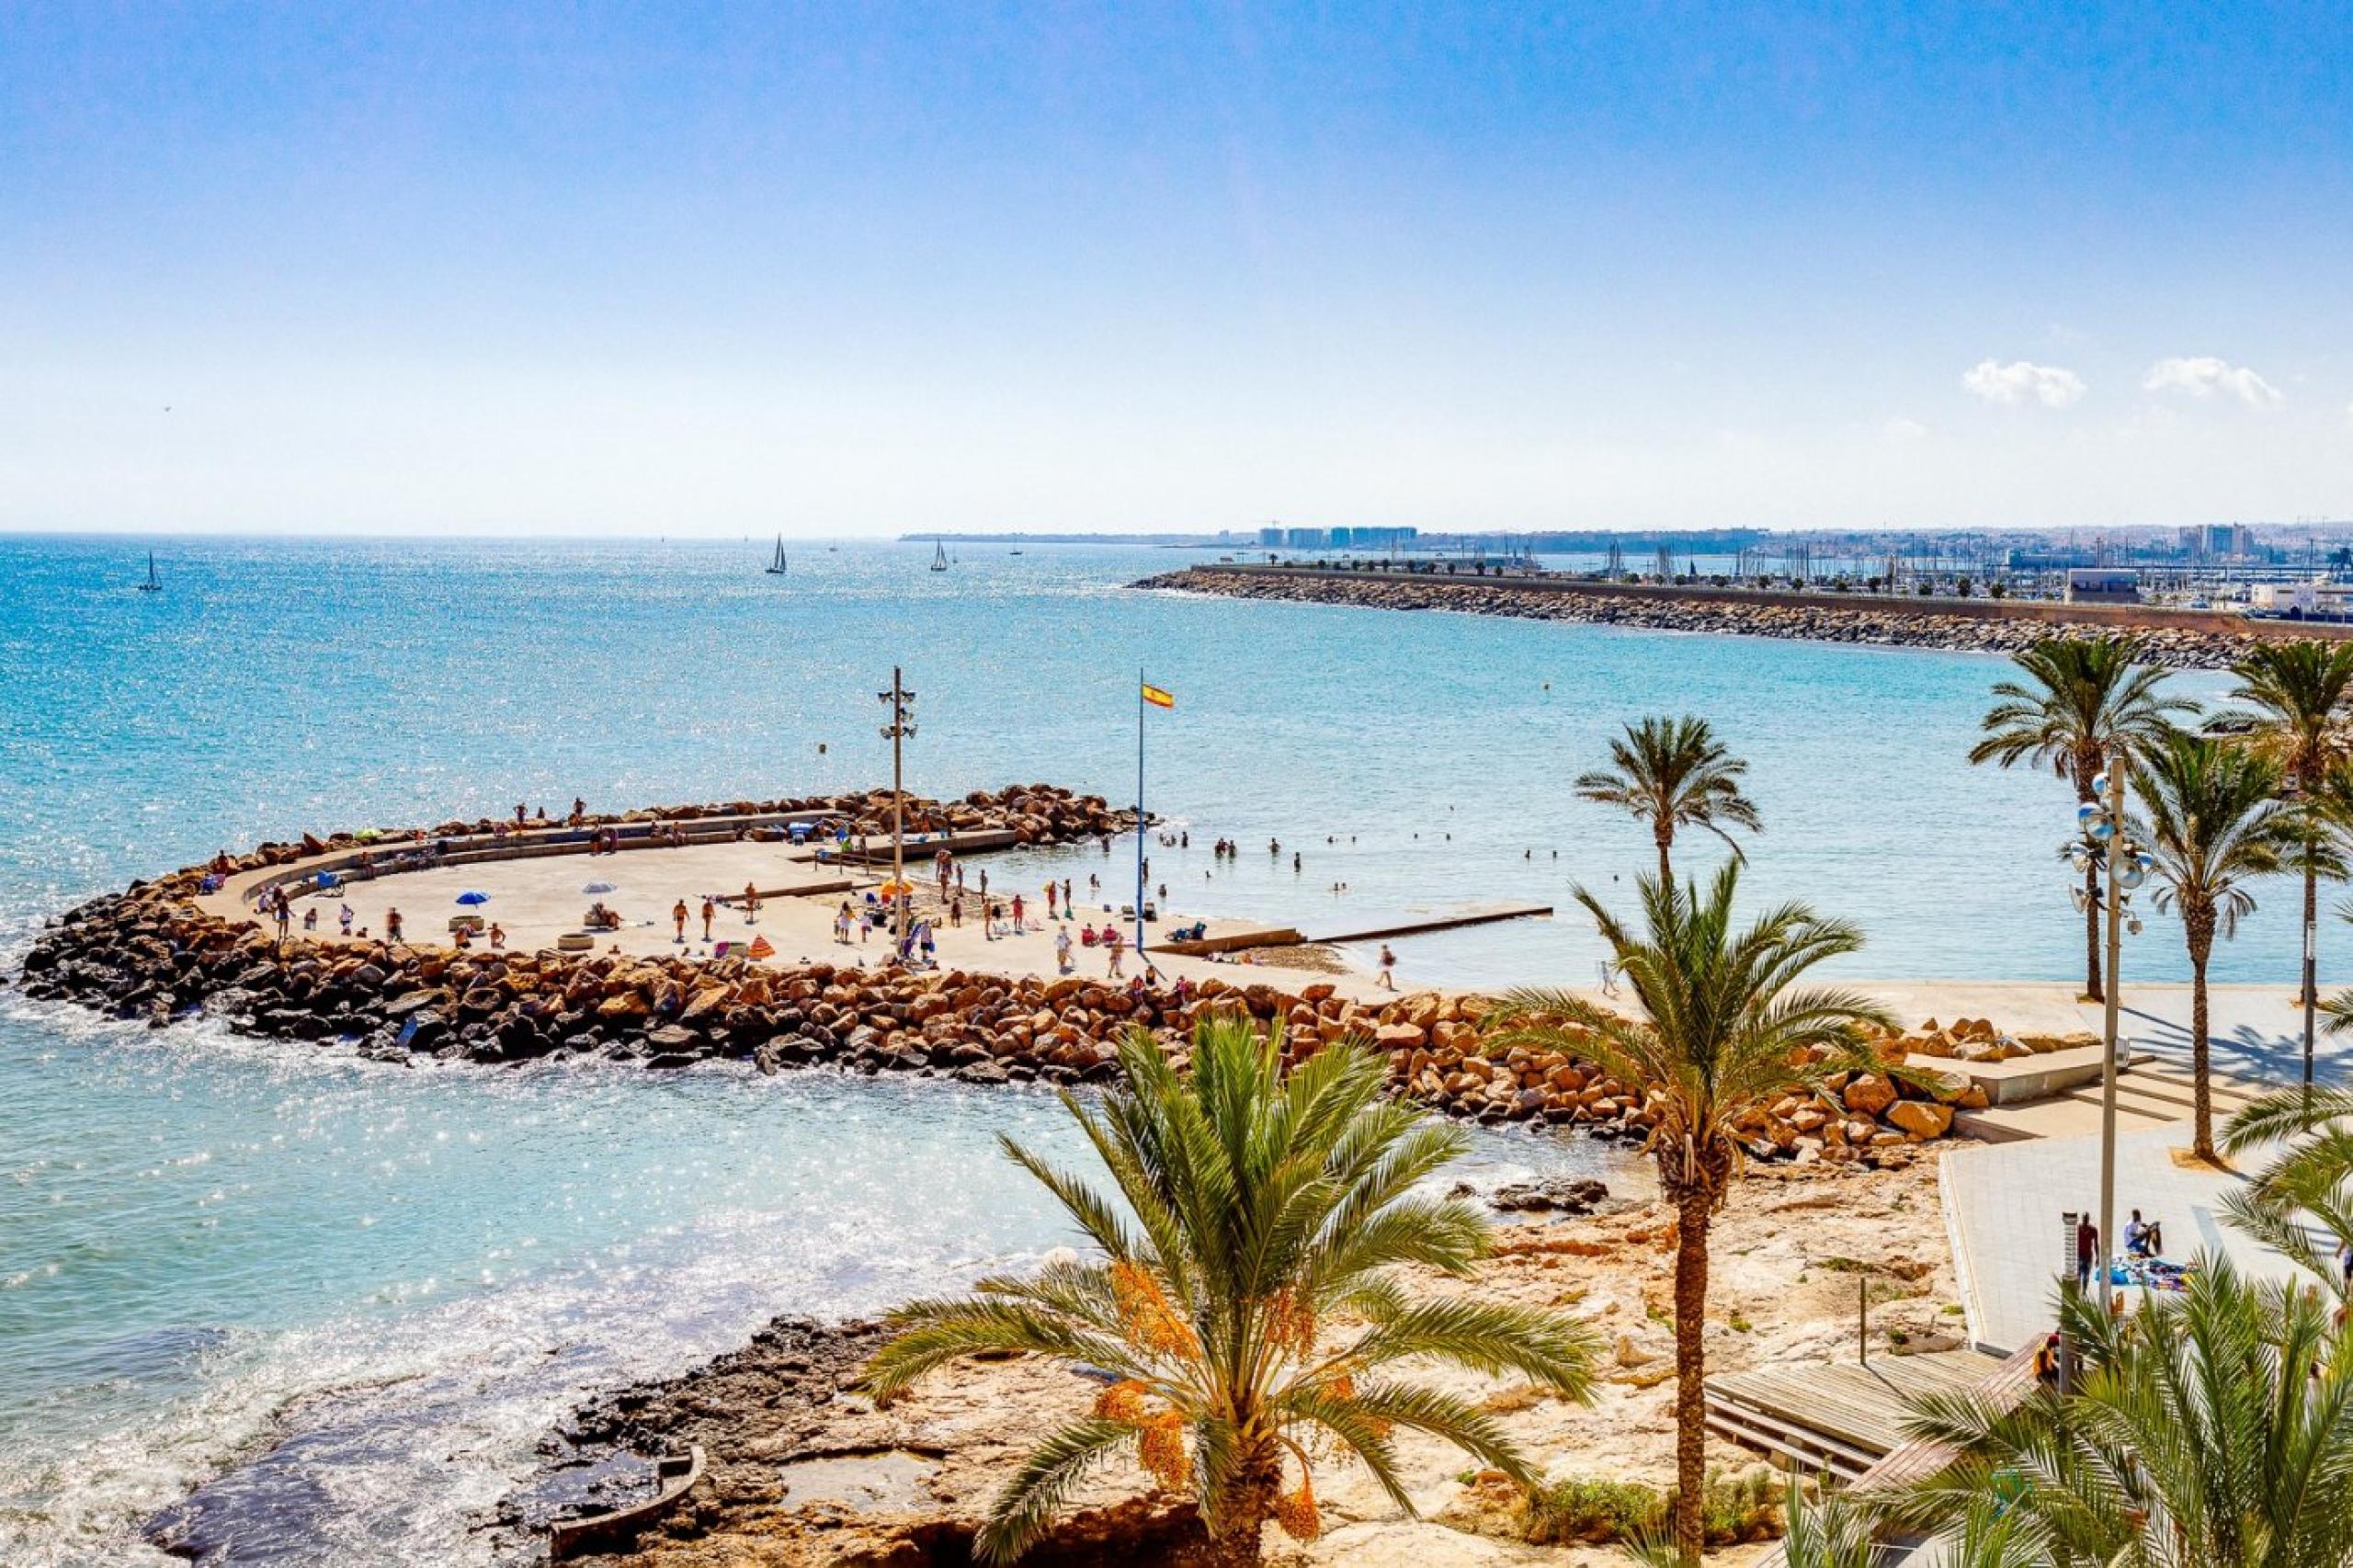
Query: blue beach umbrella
[
  {"left": 582, "top": 881, "right": 616, "bottom": 894},
  {"left": 456, "top": 891, "right": 491, "bottom": 905}
]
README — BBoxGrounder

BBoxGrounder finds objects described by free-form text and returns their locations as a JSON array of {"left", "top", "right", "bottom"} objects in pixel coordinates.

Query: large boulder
[
  {"left": 1886, "top": 1100, "right": 1954, "bottom": 1140},
  {"left": 1841, "top": 1073, "right": 1898, "bottom": 1117}
]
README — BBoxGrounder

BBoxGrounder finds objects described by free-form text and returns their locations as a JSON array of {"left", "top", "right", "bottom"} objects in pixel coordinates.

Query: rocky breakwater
[
  {"left": 13, "top": 882, "right": 1971, "bottom": 1163},
  {"left": 1138, "top": 569, "right": 2270, "bottom": 670},
  {"left": 1383, "top": 995, "right": 1980, "bottom": 1170}
]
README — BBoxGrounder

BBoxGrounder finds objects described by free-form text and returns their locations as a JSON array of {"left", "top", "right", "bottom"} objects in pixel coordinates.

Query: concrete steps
[{"left": 1956, "top": 1058, "right": 2280, "bottom": 1143}]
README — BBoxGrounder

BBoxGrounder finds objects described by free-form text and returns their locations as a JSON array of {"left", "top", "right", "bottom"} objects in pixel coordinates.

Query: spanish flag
[{"left": 1142, "top": 682, "right": 1175, "bottom": 710}]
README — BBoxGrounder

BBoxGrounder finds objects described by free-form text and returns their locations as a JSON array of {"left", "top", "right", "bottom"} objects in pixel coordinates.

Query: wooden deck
[
  {"left": 1704, "top": 1348, "right": 2006, "bottom": 1485},
  {"left": 1740, "top": 1342, "right": 2042, "bottom": 1566}
]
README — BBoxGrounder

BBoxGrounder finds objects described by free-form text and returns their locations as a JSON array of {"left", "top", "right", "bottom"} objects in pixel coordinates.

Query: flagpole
[{"left": 1135, "top": 668, "right": 1147, "bottom": 961}]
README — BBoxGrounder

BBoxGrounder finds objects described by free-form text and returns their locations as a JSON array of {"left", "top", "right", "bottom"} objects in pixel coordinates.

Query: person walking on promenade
[
  {"left": 1377, "top": 943, "right": 1398, "bottom": 990},
  {"left": 700, "top": 898, "right": 716, "bottom": 942},
  {"left": 672, "top": 900, "right": 688, "bottom": 943},
  {"left": 2075, "top": 1211, "right": 2100, "bottom": 1293},
  {"left": 1055, "top": 926, "right": 1074, "bottom": 973}
]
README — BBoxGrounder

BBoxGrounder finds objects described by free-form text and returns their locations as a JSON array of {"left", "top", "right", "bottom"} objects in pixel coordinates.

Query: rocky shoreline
[
  {"left": 1136, "top": 568, "right": 2279, "bottom": 669},
  {"left": 506, "top": 1158, "right": 1960, "bottom": 1567},
  {"left": 8, "top": 784, "right": 1995, "bottom": 1167}
]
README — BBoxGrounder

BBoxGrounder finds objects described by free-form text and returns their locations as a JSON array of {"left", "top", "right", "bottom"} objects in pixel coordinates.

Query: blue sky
[{"left": 3, "top": 3, "right": 2348, "bottom": 535}]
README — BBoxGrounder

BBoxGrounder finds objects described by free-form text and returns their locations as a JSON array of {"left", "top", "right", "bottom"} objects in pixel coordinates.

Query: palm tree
[
  {"left": 1969, "top": 634, "right": 2193, "bottom": 1001},
  {"left": 2131, "top": 733, "right": 2296, "bottom": 1161},
  {"left": 858, "top": 1015, "right": 1599, "bottom": 1565},
  {"left": 1903, "top": 1257, "right": 2353, "bottom": 1567},
  {"left": 2222, "top": 640, "right": 2353, "bottom": 1040},
  {"left": 1574, "top": 714, "right": 1763, "bottom": 882},
  {"left": 2218, "top": 1083, "right": 2353, "bottom": 1298},
  {"left": 1484, "top": 864, "right": 1893, "bottom": 1564}
]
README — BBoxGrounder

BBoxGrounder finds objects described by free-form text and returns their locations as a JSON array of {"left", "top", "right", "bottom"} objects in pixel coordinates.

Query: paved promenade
[{"left": 1940, "top": 1119, "right": 2313, "bottom": 1354}]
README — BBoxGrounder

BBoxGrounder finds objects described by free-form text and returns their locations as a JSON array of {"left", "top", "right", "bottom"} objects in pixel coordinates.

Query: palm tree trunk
[
  {"left": 2083, "top": 855, "right": 2105, "bottom": 1002},
  {"left": 1656, "top": 828, "right": 1673, "bottom": 886},
  {"left": 1669, "top": 1184, "right": 1711, "bottom": 1565},
  {"left": 2190, "top": 937, "right": 2214, "bottom": 1163},
  {"left": 1206, "top": 1444, "right": 1279, "bottom": 1567},
  {"left": 2076, "top": 754, "right": 2105, "bottom": 1002}
]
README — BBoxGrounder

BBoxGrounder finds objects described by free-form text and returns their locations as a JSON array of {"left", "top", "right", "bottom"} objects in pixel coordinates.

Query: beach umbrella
[
  {"left": 582, "top": 881, "right": 616, "bottom": 894},
  {"left": 456, "top": 891, "right": 491, "bottom": 905}
]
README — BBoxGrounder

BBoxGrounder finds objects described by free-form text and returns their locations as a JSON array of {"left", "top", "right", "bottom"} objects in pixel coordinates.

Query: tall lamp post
[
  {"left": 2070, "top": 762, "right": 2152, "bottom": 1314},
  {"left": 879, "top": 669, "right": 916, "bottom": 947}
]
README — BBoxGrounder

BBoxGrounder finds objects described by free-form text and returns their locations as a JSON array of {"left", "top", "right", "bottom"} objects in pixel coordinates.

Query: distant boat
[
  {"left": 930, "top": 540, "right": 949, "bottom": 573},
  {"left": 1010, "top": 550, "right": 1024, "bottom": 556},
  {"left": 764, "top": 536, "right": 788, "bottom": 575},
  {"left": 137, "top": 551, "right": 162, "bottom": 593}
]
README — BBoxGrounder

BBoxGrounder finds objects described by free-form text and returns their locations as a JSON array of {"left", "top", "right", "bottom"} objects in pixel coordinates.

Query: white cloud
[
  {"left": 1962, "top": 358, "right": 2086, "bottom": 407},
  {"left": 1881, "top": 416, "right": 1928, "bottom": 442},
  {"left": 2142, "top": 356, "right": 2283, "bottom": 408}
]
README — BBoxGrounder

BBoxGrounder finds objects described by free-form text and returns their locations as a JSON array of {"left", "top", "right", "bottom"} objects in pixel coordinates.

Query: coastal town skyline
[{"left": 6, "top": 3, "right": 2349, "bottom": 537}]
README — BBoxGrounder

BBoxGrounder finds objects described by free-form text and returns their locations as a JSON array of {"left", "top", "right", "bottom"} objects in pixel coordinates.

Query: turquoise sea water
[{"left": 0, "top": 536, "right": 2280, "bottom": 1563}]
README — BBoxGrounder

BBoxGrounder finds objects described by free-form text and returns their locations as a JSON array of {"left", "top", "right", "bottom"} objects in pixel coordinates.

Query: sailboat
[
  {"left": 929, "top": 540, "right": 949, "bottom": 573},
  {"left": 764, "top": 535, "right": 788, "bottom": 575},
  {"left": 137, "top": 551, "right": 162, "bottom": 593}
]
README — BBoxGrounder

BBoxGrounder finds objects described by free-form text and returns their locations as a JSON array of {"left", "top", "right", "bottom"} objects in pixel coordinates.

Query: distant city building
[
  {"left": 2064, "top": 568, "right": 2141, "bottom": 604},
  {"left": 1258, "top": 526, "right": 1283, "bottom": 546},
  {"left": 1283, "top": 527, "right": 1327, "bottom": 549}
]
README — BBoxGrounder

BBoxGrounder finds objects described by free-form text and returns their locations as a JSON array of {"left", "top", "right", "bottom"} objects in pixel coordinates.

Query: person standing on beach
[
  {"left": 743, "top": 881, "right": 760, "bottom": 924},
  {"left": 1061, "top": 877, "right": 1073, "bottom": 914},
  {"left": 1011, "top": 892, "right": 1025, "bottom": 932},
  {"left": 672, "top": 900, "right": 688, "bottom": 943},
  {"left": 1377, "top": 944, "right": 1397, "bottom": 989},
  {"left": 338, "top": 903, "right": 354, "bottom": 936},
  {"left": 386, "top": 907, "right": 404, "bottom": 942},
  {"left": 700, "top": 898, "right": 717, "bottom": 941},
  {"left": 1106, "top": 926, "right": 1125, "bottom": 978},
  {"left": 1045, "top": 881, "right": 1057, "bottom": 921},
  {"left": 1055, "top": 926, "right": 1073, "bottom": 973}
]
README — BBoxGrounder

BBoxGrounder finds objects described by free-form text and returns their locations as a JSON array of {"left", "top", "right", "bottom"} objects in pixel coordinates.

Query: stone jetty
[
  {"left": 1137, "top": 567, "right": 2308, "bottom": 669},
  {"left": 15, "top": 794, "right": 1984, "bottom": 1168}
]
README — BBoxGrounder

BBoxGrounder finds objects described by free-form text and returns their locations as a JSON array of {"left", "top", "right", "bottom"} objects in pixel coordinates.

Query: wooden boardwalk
[
  {"left": 1704, "top": 1348, "right": 2006, "bottom": 1485},
  {"left": 1307, "top": 903, "right": 1552, "bottom": 944}
]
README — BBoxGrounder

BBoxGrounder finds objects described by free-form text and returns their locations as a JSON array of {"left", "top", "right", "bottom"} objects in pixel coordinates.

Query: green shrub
[{"left": 1518, "top": 1469, "right": 1780, "bottom": 1547}]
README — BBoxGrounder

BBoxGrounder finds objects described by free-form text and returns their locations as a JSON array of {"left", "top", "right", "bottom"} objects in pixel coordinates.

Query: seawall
[{"left": 1137, "top": 564, "right": 2349, "bottom": 668}]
